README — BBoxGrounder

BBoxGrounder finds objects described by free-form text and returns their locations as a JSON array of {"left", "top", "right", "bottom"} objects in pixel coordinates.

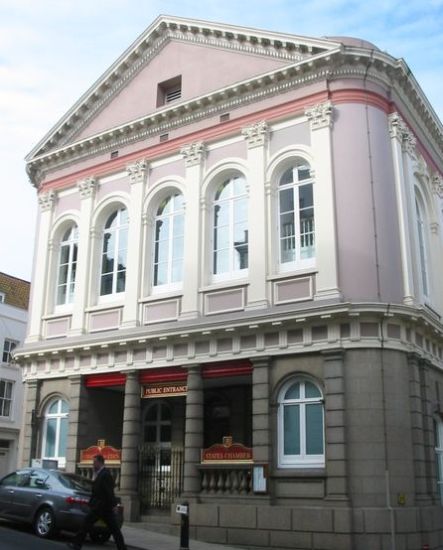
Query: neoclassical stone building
[{"left": 16, "top": 15, "right": 443, "bottom": 550}]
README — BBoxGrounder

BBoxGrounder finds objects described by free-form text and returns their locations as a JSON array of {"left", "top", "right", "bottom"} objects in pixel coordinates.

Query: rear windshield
[{"left": 53, "top": 473, "right": 92, "bottom": 492}]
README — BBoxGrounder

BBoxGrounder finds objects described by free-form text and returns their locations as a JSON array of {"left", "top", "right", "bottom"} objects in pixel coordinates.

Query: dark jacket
[{"left": 89, "top": 467, "right": 117, "bottom": 512}]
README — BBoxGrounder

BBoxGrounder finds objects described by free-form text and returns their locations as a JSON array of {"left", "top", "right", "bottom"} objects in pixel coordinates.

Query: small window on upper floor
[
  {"left": 0, "top": 292, "right": 4, "bottom": 303},
  {"left": 2, "top": 339, "right": 17, "bottom": 364},
  {"left": 157, "top": 76, "right": 182, "bottom": 107}
]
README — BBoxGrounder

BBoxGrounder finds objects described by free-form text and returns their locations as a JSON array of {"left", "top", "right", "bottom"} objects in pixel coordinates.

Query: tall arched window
[
  {"left": 277, "top": 378, "right": 324, "bottom": 468},
  {"left": 213, "top": 174, "right": 248, "bottom": 280},
  {"left": 278, "top": 162, "right": 315, "bottom": 271},
  {"left": 153, "top": 194, "right": 184, "bottom": 290},
  {"left": 415, "top": 196, "right": 429, "bottom": 298},
  {"left": 42, "top": 398, "right": 69, "bottom": 467},
  {"left": 100, "top": 207, "right": 128, "bottom": 296},
  {"left": 56, "top": 224, "right": 78, "bottom": 305},
  {"left": 143, "top": 402, "right": 172, "bottom": 447}
]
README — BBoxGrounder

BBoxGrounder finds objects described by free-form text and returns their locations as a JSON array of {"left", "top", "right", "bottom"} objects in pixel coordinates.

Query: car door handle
[
  {"left": 8, "top": 490, "right": 14, "bottom": 494},
  {"left": 35, "top": 493, "right": 42, "bottom": 497}
]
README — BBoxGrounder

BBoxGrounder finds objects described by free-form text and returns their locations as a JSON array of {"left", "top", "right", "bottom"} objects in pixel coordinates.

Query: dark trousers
[{"left": 72, "top": 506, "right": 127, "bottom": 550}]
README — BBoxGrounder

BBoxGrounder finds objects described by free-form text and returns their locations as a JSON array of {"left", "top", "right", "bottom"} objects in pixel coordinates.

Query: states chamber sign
[
  {"left": 79, "top": 440, "right": 121, "bottom": 464},
  {"left": 141, "top": 383, "right": 187, "bottom": 398},
  {"left": 201, "top": 437, "right": 253, "bottom": 463}
]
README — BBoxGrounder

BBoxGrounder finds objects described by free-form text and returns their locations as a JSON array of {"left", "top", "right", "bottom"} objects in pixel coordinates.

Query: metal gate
[{"left": 139, "top": 445, "right": 184, "bottom": 512}]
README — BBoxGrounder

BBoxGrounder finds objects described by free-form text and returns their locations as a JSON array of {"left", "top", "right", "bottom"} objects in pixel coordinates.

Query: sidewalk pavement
[{"left": 119, "top": 522, "right": 245, "bottom": 550}]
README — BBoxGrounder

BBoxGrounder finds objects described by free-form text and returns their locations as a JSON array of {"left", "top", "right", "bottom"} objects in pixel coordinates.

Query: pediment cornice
[{"left": 26, "top": 30, "right": 443, "bottom": 187}]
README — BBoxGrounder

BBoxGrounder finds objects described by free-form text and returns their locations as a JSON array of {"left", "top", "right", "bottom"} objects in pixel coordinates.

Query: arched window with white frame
[
  {"left": 277, "top": 377, "right": 324, "bottom": 468},
  {"left": 100, "top": 207, "right": 128, "bottom": 297},
  {"left": 415, "top": 193, "right": 429, "bottom": 298},
  {"left": 278, "top": 161, "right": 315, "bottom": 271},
  {"left": 435, "top": 418, "right": 443, "bottom": 504},
  {"left": 42, "top": 398, "right": 69, "bottom": 468},
  {"left": 56, "top": 224, "right": 78, "bottom": 306},
  {"left": 152, "top": 193, "right": 184, "bottom": 291},
  {"left": 212, "top": 174, "right": 248, "bottom": 281}
]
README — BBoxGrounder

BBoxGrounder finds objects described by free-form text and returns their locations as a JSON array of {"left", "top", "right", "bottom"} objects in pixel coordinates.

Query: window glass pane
[
  {"left": 234, "top": 198, "right": 248, "bottom": 222},
  {"left": 297, "top": 166, "right": 311, "bottom": 181},
  {"left": 173, "top": 194, "right": 185, "bottom": 211},
  {"left": 58, "top": 418, "right": 68, "bottom": 457},
  {"left": 157, "top": 196, "right": 171, "bottom": 216},
  {"left": 281, "top": 239, "right": 296, "bottom": 263},
  {"left": 45, "top": 419, "right": 56, "bottom": 456},
  {"left": 57, "top": 285, "right": 67, "bottom": 305},
  {"left": 117, "top": 250, "right": 127, "bottom": 271},
  {"left": 173, "top": 214, "right": 184, "bottom": 237},
  {"left": 58, "top": 264, "right": 68, "bottom": 285},
  {"left": 119, "top": 208, "right": 128, "bottom": 225},
  {"left": 215, "top": 180, "right": 230, "bottom": 201},
  {"left": 119, "top": 228, "right": 128, "bottom": 254},
  {"left": 59, "top": 245, "right": 70, "bottom": 265},
  {"left": 232, "top": 176, "right": 245, "bottom": 195},
  {"left": 116, "top": 270, "right": 126, "bottom": 293},
  {"left": 214, "top": 225, "right": 230, "bottom": 250},
  {"left": 105, "top": 211, "right": 118, "bottom": 229},
  {"left": 160, "top": 404, "right": 171, "bottom": 420},
  {"left": 0, "top": 381, "right": 4, "bottom": 397},
  {"left": 284, "top": 405, "right": 300, "bottom": 455},
  {"left": 299, "top": 183, "right": 313, "bottom": 208},
  {"left": 214, "top": 249, "right": 229, "bottom": 274},
  {"left": 305, "top": 382, "right": 321, "bottom": 398},
  {"left": 5, "top": 383, "right": 12, "bottom": 399},
  {"left": 61, "top": 400, "right": 69, "bottom": 414},
  {"left": 172, "top": 237, "right": 184, "bottom": 261},
  {"left": 144, "top": 426, "right": 156, "bottom": 442},
  {"left": 154, "top": 263, "right": 168, "bottom": 286},
  {"left": 306, "top": 403, "right": 324, "bottom": 454},
  {"left": 285, "top": 383, "right": 300, "bottom": 400},
  {"left": 155, "top": 239, "right": 169, "bottom": 263},
  {"left": 155, "top": 218, "right": 169, "bottom": 243},
  {"left": 214, "top": 203, "right": 229, "bottom": 227},
  {"left": 2, "top": 401, "right": 10, "bottom": 417},
  {"left": 48, "top": 401, "right": 59, "bottom": 414},
  {"left": 100, "top": 274, "right": 113, "bottom": 295},
  {"left": 72, "top": 243, "right": 78, "bottom": 263},
  {"left": 279, "top": 188, "right": 294, "bottom": 214},
  {"left": 280, "top": 168, "right": 294, "bottom": 186},
  {"left": 280, "top": 212, "right": 295, "bottom": 238},
  {"left": 234, "top": 239, "right": 248, "bottom": 270},
  {"left": 160, "top": 425, "right": 171, "bottom": 442}
]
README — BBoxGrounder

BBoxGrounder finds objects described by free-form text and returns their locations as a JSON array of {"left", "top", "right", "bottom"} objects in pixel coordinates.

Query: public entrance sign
[
  {"left": 201, "top": 436, "right": 253, "bottom": 463},
  {"left": 141, "top": 383, "right": 187, "bottom": 398}
]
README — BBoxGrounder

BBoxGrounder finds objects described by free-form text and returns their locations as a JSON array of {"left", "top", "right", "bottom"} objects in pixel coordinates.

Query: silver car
[{"left": 0, "top": 468, "right": 123, "bottom": 542}]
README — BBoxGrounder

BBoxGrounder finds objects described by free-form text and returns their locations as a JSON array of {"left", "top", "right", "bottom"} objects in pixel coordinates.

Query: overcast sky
[{"left": 1, "top": 0, "right": 442, "bottom": 282}]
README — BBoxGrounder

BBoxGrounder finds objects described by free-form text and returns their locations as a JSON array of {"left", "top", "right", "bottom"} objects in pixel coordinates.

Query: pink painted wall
[
  {"left": 206, "top": 140, "right": 247, "bottom": 169},
  {"left": 76, "top": 41, "right": 290, "bottom": 141},
  {"left": 149, "top": 160, "right": 185, "bottom": 188},
  {"left": 333, "top": 103, "right": 403, "bottom": 302},
  {"left": 55, "top": 193, "right": 80, "bottom": 217}
]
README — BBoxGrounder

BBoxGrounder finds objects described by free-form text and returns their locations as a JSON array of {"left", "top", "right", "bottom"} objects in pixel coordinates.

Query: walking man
[{"left": 67, "top": 454, "right": 127, "bottom": 550}]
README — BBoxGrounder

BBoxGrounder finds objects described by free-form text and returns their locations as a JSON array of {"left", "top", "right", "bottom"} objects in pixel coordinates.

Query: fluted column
[
  {"left": 70, "top": 177, "right": 97, "bottom": 335},
  {"left": 119, "top": 370, "right": 141, "bottom": 520},
  {"left": 388, "top": 113, "right": 416, "bottom": 305},
  {"left": 27, "top": 191, "right": 56, "bottom": 342},
  {"left": 305, "top": 102, "right": 341, "bottom": 301},
  {"left": 242, "top": 122, "right": 269, "bottom": 310},
  {"left": 251, "top": 357, "right": 271, "bottom": 464},
  {"left": 121, "top": 160, "right": 148, "bottom": 328},
  {"left": 180, "top": 143, "right": 205, "bottom": 320},
  {"left": 183, "top": 365, "right": 203, "bottom": 494}
]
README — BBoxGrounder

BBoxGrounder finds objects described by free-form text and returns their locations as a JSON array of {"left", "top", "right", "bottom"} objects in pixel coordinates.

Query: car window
[
  {"left": 54, "top": 473, "right": 92, "bottom": 492},
  {"left": 29, "top": 472, "right": 50, "bottom": 489},
  {"left": 0, "top": 471, "right": 30, "bottom": 488}
]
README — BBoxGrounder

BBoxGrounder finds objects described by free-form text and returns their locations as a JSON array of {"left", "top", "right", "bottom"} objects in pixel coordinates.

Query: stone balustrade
[{"left": 198, "top": 464, "right": 252, "bottom": 495}]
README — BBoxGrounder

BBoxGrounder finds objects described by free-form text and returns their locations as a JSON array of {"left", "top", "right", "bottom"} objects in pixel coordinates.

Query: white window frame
[
  {"left": 2, "top": 339, "right": 17, "bottom": 364},
  {"left": 0, "top": 292, "right": 5, "bottom": 303},
  {"left": 55, "top": 224, "right": 78, "bottom": 307},
  {"left": 42, "top": 398, "right": 69, "bottom": 468},
  {"left": 277, "top": 378, "right": 325, "bottom": 468},
  {"left": 99, "top": 208, "right": 128, "bottom": 300},
  {"left": 212, "top": 174, "right": 249, "bottom": 283},
  {"left": 152, "top": 194, "right": 184, "bottom": 294},
  {"left": 0, "top": 379, "right": 14, "bottom": 418},
  {"left": 277, "top": 163, "right": 315, "bottom": 273}
]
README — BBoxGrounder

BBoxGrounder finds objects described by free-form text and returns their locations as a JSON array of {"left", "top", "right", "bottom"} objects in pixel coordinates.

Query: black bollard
[{"left": 177, "top": 501, "right": 189, "bottom": 550}]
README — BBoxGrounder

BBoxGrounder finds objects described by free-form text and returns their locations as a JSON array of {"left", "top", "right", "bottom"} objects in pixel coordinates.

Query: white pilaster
[
  {"left": 242, "top": 121, "right": 269, "bottom": 309},
  {"left": 388, "top": 113, "right": 416, "bottom": 305},
  {"left": 180, "top": 142, "right": 206, "bottom": 320},
  {"left": 26, "top": 190, "right": 56, "bottom": 342},
  {"left": 70, "top": 177, "right": 97, "bottom": 336},
  {"left": 305, "top": 102, "right": 341, "bottom": 301},
  {"left": 121, "top": 160, "right": 148, "bottom": 328}
]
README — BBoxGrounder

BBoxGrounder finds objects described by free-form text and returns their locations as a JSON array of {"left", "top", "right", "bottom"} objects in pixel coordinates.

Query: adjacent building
[
  {"left": 16, "top": 15, "right": 443, "bottom": 549},
  {"left": 0, "top": 272, "right": 30, "bottom": 477}
]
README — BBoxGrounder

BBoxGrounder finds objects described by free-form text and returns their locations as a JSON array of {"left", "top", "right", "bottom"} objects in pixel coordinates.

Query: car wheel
[
  {"left": 33, "top": 506, "right": 56, "bottom": 538},
  {"left": 89, "top": 530, "right": 111, "bottom": 544}
]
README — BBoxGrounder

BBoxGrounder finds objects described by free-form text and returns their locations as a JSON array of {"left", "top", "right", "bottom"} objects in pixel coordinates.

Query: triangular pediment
[{"left": 27, "top": 15, "right": 340, "bottom": 161}]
